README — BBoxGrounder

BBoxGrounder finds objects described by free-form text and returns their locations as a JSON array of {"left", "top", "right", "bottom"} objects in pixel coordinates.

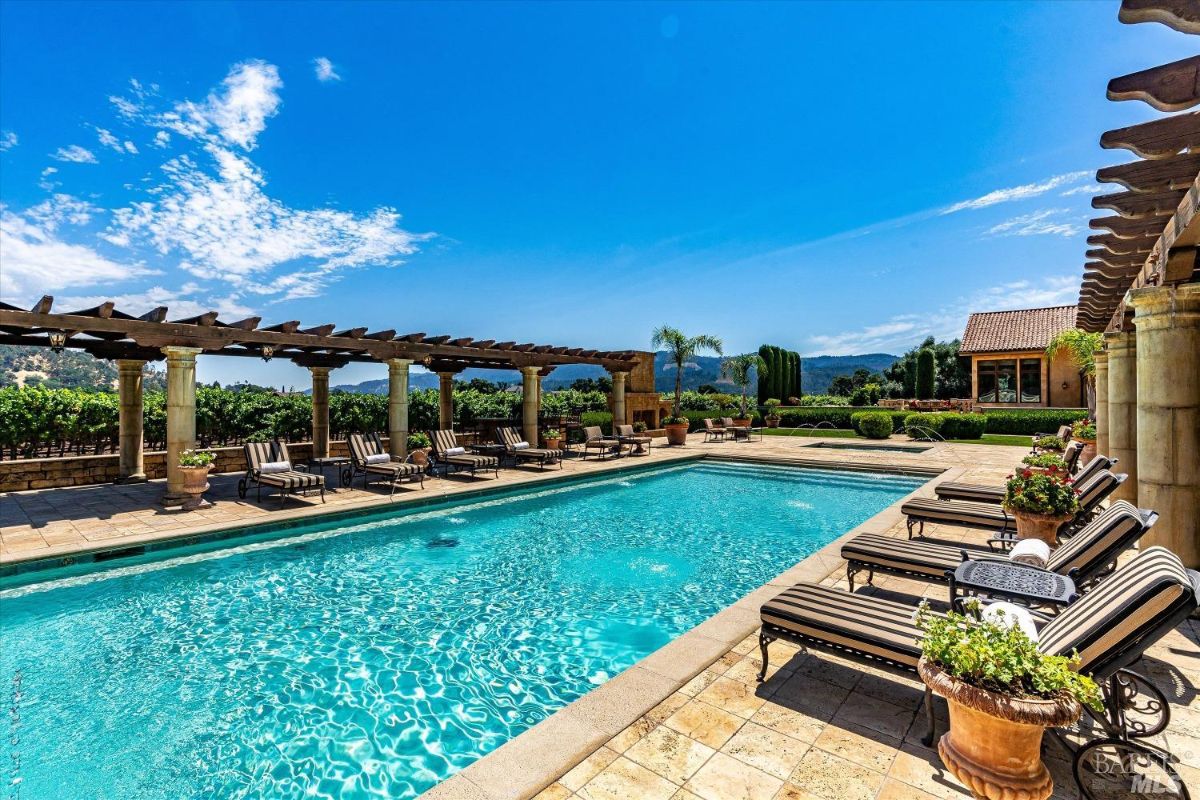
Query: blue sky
[{"left": 0, "top": 1, "right": 1193, "bottom": 387}]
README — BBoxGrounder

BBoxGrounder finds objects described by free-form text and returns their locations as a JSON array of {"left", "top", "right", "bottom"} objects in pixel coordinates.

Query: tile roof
[{"left": 960, "top": 305, "right": 1078, "bottom": 354}]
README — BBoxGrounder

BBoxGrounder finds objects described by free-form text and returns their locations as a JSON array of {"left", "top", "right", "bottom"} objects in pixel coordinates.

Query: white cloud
[
  {"left": 942, "top": 171, "right": 1091, "bottom": 214},
  {"left": 0, "top": 206, "right": 155, "bottom": 300},
  {"left": 1060, "top": 184, "right": 1104, "bottom": 196},
  {"left": 806, "top": 276, "right": 1079, "bottom": 356},
  {"left": 54, "top": 283, "right": 254, "bottom": 320},
  {"left": 313, "top": 57, "right": 341, "bottom": 82},
  {"left": 158, "top": 60, "right": 283, "bottom": 150},
  {"left": 153, "top": 131, "right": 171, "bottom": 148},
  {"left": 0, "top": 131, "right": 17, "bottom": 151},
  {"left": 40, "top": 166, "right": 57, "bottom": 177},
  {"left": 985, "top": 208, "right": 1081, "bottom": 238},
  {"left": 96, "top": 127, "right": 121, "bottom": 150},
  {"left": 123, "top": 140, "right": 139, "bottom": 154},
  {"left": 24, "top": 194, "right": 100, "bottom": 230},
  {"left": 51, "top": 145, "right": 99, "bottom": 164}
]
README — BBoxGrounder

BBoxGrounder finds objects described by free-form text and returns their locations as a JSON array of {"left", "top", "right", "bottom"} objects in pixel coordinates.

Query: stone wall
[{"left": 0, "top": 439, "right": 366, "bottom": 493}]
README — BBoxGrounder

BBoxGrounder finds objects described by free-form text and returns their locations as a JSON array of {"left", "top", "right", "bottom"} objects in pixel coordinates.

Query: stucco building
[{"left": 959, "top": 305, "right": 1084, "bottom": 409}]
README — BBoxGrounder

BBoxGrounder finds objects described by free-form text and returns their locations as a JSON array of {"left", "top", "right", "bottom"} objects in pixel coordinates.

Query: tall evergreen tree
[
  {"left": 916, "top": 347, "right": 936, "bottom": 400},
  {"left": 757, "top": 345, "right": 770, "bottom": 403}
]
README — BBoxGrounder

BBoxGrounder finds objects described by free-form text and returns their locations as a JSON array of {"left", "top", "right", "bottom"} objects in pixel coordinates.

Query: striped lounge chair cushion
[
  {"left": 933, "top": 483, "right": 1004, "bottom": 504},
  {"left": 760, "top": 583, "right": 923, "bottom": 669},
  {"left": 1038, "top": 546, "right": 1196, "bottom": 675},
  {"left": 433, "top": 430, "right": 499, "bottom": 467},
  {"left": 257, "top": 470, "right": 322, "bottom": 489},
  {"left": 840, "top": 534, "right": 963, "bottom": 579},
  {"left": 365, "top": 461, "right": 423, "bottom": 477},
  {"left": 245, "top": 442, "right": 323, "bottom": 489},
  {"left": 497, "top": 427, "right": 561, "bottom": 459},
  {"left": 901, "top": 497, "right": 1011, "bottom": 528},
  {"left": 1045, "top": 500, "right": 1146, "bottom": 577}
]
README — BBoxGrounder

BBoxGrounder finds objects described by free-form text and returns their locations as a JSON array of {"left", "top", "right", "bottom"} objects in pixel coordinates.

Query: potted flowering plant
[
  {"left": 1019, "top": 453, "right": 1068, "bottom": 472},
  {"left": 407, "top": 432, "right": 432, "bottom": 466},
  {"left": 763, "top": 398, "right": 782, "bottom": 428},
  {"left": 916, "top": 601, "right": 1100, "bottom": 800},
  {"left": 542, "top": 428, "right": 562, "bottom": 449},
  {"left": 1032, "top": 435, "right": 1066, "bottom": 454},
  {"left": 1002, "top": 466, "right": 1080, "bottom": 546},
  {"left": 178, "top": 449, "right": 216, "bottom": 511},
  {"left": 1071, "top": 419, "right": 1097, "bottom": 464}
]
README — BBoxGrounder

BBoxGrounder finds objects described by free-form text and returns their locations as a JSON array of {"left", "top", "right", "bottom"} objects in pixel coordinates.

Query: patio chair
[
  {"left": 430, "top": 429, "right": 500, "bottom": 478},
  {"left": 615, "top": 424, "right": 653, "bottom": 455},
  {"left": 757, "top": 546, "right": 1200, "bottom": 755},
  {"left": 495, "top": 426, "right": 562, "bottom": 470},
  {"left": 581, "top": 425, "right": 622, "bottom": 460},
  {"left": 841, "top": 500, "right": 1156, "bottom": 593},
  {"left": 722, "top": 417, "right": 759, "bottom": 443},
  {"left": 900, "top": 469, "right": 1124, "bottom": 540},
  {"left": 238, "top": 440, "right": 325, "bottom": 508},
  {"left": 933, "top": 448, "right": 1107, "bottom": 505},
  {"left": 347, "top": 433, "right": 425, "bottom": 495},
  {"left": 702, "top": 417, "right": 726, "bottom": 442}
]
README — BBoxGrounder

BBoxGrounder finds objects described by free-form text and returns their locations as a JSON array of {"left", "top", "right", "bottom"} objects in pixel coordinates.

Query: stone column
[
  {"left": 387, "top": 359, "right": 412, "bottom": 459},
  {"left": 521, "top": 366, "right": 540, "bottom": 444},
  {"left": 1093, "top": 350, "right": 1109, "bottom": 460},
  {"left": 1105, "top": 330, "right": 1138, "bottom": 503},
  {"left": 116, "top": 359, "right": 147, "bottom": 483},
  {"left": 162, "top": 346, "right": 201, "bottom": 504},
  {"left": 437, "top": 372, "right": 456, "bottom": 430},
  {"left": 1129, "top": 284, "right": 1200, "bottom": 567},
  {"left": 309, "top": 366, "right": 331, "bottom": 459},
  {"left": 611, "top": 371, "right": 628, "bottom": 430}
]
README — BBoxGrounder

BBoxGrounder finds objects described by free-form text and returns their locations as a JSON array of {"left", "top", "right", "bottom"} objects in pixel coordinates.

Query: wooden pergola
[
  {"left": 0, "top": 296, "right": 645, "bottom": 503},
  {"left": 1083, "top": 0, "right": 1200, "bottom": 570}
]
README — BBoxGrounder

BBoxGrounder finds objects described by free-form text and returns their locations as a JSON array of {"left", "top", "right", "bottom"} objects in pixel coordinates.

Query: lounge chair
[
  {"left": 348, "top": 433, "right": 425, "bottom": 495},
  {"left": 615, "top": 424, "right": 652, "bottom": 455},
  {"left": 581, "top": 425, "right": 622, "bottom": 460},
  {"left": 496, "top": 426, "right": 562, "bottom": 470},
  {"left": 722, "top": 417, "right": 761, "bottom": 443},
  {"left": 900, "top": 469, "right": 1124, "bottom": 540},
  {"left": 238, "top": 440, "right": 325, "bottom": 507},
  {"left": 841, "top": 500, "right": 1156, "bottom": 592},
  {"left": 430, "top": 429, "right": 500, "bottom": 478},
  {"left": 933, "top": 449, "right": 1109, "bottom": 505},
  {"left": 702, "top": 417, "right": 726, "bottom": 442},
  {"left": 757, "top": 546, "right": 1199, "bottom": 746}
]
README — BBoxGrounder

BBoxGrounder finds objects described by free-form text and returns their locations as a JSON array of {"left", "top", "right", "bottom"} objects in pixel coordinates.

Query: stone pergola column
[
  {"left": 610, "top": 370, "right": 629, "bottom": 430},
  {"left": 309, "top": 366, "right": 331, "bottom": 459},
  {"left": 162, "top": 346, "right": 202, "bottom": 504},
  {"left": 1105, "top": 330, "right": 1138, "bottom": 503},
  {"left": 1093, "top": 349, "right": 1109, "bottom": 460},
  {"left": 116, "top": 359, "right": 147, "bottom": 483},
  {"left": 437, "top": 372, "right": 457, "bottom": 430},
  {"left": 521, "top": 366, "right": 540, "bottom": 444},
  {"left": 1129, "top": 284, "right": 1200, "bottom": 567},
  {"left": 387, "top": 358, "right": 412, "bottom": 459}
]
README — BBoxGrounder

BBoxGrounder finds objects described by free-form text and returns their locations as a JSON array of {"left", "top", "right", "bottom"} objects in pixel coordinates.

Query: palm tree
[
  {"left": 721, "top": 352, "right": 767, "bottom": 418},
  {"left": 1046, "top": 329, "right": 1104, "bottom": 417},
  {"left": 651, "top": 325, "right": 724, "bottom": 421}
]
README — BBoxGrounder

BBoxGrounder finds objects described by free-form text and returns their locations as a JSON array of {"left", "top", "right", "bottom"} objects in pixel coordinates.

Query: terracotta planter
[
  {"left": 664, "top": 422, "right": 689, "bottom": 445},
  {"left": 731, "top": 418, "right": 752, "bottom": 428},
  {"left": 543, "top": 437, "right": 561, "bottom": 450},
  {"left": 919, "top": 659, "right": 1080, "bottom": 800},
  {"left": 179, "top": 465, "right": 212, "bottom": 511},
  {"left": 410, "top": 449, "right": 430, "bottom": 467},
  {"left": 1073, "top": 436, "right": 1096, "bottom": 465},
  {"left": 1006, "top": 508, "right": 1073, "bottom": 547},
  {"left": 765, "top": 416, "right": 781, "bottom": 429}
]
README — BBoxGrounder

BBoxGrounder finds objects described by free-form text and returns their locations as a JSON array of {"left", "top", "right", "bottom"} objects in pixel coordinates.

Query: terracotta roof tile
[{"left": 960, "top": 305, "right": 1078, "bottom": 354}]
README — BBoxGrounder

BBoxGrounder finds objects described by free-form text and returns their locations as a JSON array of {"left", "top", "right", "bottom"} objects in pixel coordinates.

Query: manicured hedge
[
  {"left": 682, "top": 410, "right": 763, "bottom": 432},
  {"left": 851, "top": 411, "right": 893, "bottom": 439},
  {"left": 581, "top": 411, "right": 614, "bottom": 435},
  {"left": 982, "top": 409, "right": 1088, "bottom": 436}
]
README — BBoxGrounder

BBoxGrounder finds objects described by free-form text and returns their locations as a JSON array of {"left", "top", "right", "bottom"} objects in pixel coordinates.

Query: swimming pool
[
  {"left": 805, "top": 441, "right": 933, "bottom": 453},
  {"left": 0, "top": 461, "right": 923, "bottom": 800}
]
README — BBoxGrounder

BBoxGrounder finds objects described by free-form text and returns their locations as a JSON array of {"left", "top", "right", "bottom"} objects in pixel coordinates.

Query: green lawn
[{"left": 759, "top": 427, "right": 1028, "bottom": 447}]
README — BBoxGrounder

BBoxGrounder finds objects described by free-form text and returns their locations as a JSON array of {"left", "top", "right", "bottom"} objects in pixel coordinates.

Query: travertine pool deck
[{"left": 2, "top": 433, "right": 1196, "bottom": 800}]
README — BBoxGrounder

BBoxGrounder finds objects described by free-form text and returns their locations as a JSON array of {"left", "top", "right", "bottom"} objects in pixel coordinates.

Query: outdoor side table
[
  {"left": 948, "top": 559, "right": 1076, "bottom": 612},
  {"left": 305, "top": 456, "right": 352, "bottom": 490}
]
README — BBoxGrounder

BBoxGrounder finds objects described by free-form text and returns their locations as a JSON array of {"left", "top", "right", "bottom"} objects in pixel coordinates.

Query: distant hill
[
  {"left": 0, "top": 345, "right": 167, "bottom": 391},
  {"left": 327, "top": 352, "right": 899, "bottom": 395}
]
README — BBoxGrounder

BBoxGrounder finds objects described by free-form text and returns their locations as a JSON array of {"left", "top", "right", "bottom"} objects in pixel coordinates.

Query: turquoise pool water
[{"left": 0, "top": 461, "right": 923, "bottom": 800}]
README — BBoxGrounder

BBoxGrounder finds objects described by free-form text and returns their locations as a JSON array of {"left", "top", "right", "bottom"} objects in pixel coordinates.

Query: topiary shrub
[
  {"left": 916, "top": 348, "right": 936, "bottom": 399},
  {"left": 851, "top": 411, "right": 893, "bottom": 439},
  {"left": 938, "top": 412, "right": 987, "bottom": 440},
  {"left": 849, "top": 386, "right": 871, "bottom": 407},
  {"left": 904, "top": 412, "right": 944, "bottom": 439},
  {"left": 982, "top": 409, "right": 1088, "bottom": 435}
]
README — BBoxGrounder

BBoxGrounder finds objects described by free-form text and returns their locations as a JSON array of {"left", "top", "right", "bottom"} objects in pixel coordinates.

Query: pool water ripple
[{"left": 0, "top": 462, "right": 922, "bottom": 799}]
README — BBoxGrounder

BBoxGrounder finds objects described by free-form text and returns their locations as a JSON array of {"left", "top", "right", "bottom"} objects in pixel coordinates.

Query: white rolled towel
[
  {"left": 259, "top": 460, "right": 291, "bottom": 473},
  {"left": 364, "top": 453, "right": 391, "bottom": 464},
  {"left": 982, "top": 602, "right": 1040, "bottom": 642},
  {"left": 1009, "top": 538, "right": 1051, "bottom": 569}
]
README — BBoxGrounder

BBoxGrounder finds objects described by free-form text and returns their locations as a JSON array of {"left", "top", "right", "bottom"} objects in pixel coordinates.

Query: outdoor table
[
  {"left": 948, "top": 559, "right": 1076, "bottom": 612},
  {"left": 304, "top": 456, "right": 352, "bottom": 490}
]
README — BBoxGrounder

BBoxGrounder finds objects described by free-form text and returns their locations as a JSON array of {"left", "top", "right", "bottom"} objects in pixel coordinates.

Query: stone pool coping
[{"left": 418, "top": 457, "right": 965, "bottom": 800}]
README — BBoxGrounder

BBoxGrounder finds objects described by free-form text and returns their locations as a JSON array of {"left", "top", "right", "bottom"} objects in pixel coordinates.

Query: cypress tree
[
  {"left": 768, "top": 346, "right": 781, "bottom": 400},
  {"left": 916, "top": 348, "right": 936, "bottom": 400},
  {"left": 903, "top": 357, "right": 917, "bottom": 398},
  {"left": 793, "top": 352, "right": 803, "bottom": 398},
  {"left": 757, "top": 345, "right": 770, "bottom": 403}
]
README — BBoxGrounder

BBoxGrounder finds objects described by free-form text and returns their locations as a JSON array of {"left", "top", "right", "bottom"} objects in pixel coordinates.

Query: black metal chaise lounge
[
  {"left": 347, "top": 433, "right": 425, "bottom": 495},
  {"left": 581, "top": 425, "right": 622, "bottom": 460},
  {"left": 430, "top": 429, "right": 500, "bottom": 478},
  {"left": 933, "top": 449, "right": 1110, "bottom": 505},
  {"left": 615, "top": 424, "right": 653, "bottom": 455},
  {"left": 840, "top": 500, "right": 1157, "bottom": 592},
  {"left": 900, "top": 468, "right": 1125, "bottom": 540},
  {"left": 496, "top": 426, "right": 562, "bottom": 470},
  {"left": 238, "top": 440, "right": 325, "bottom": 507},
  {"left": 757, "top": 545, "right": 1200, "bottom": 772}
]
